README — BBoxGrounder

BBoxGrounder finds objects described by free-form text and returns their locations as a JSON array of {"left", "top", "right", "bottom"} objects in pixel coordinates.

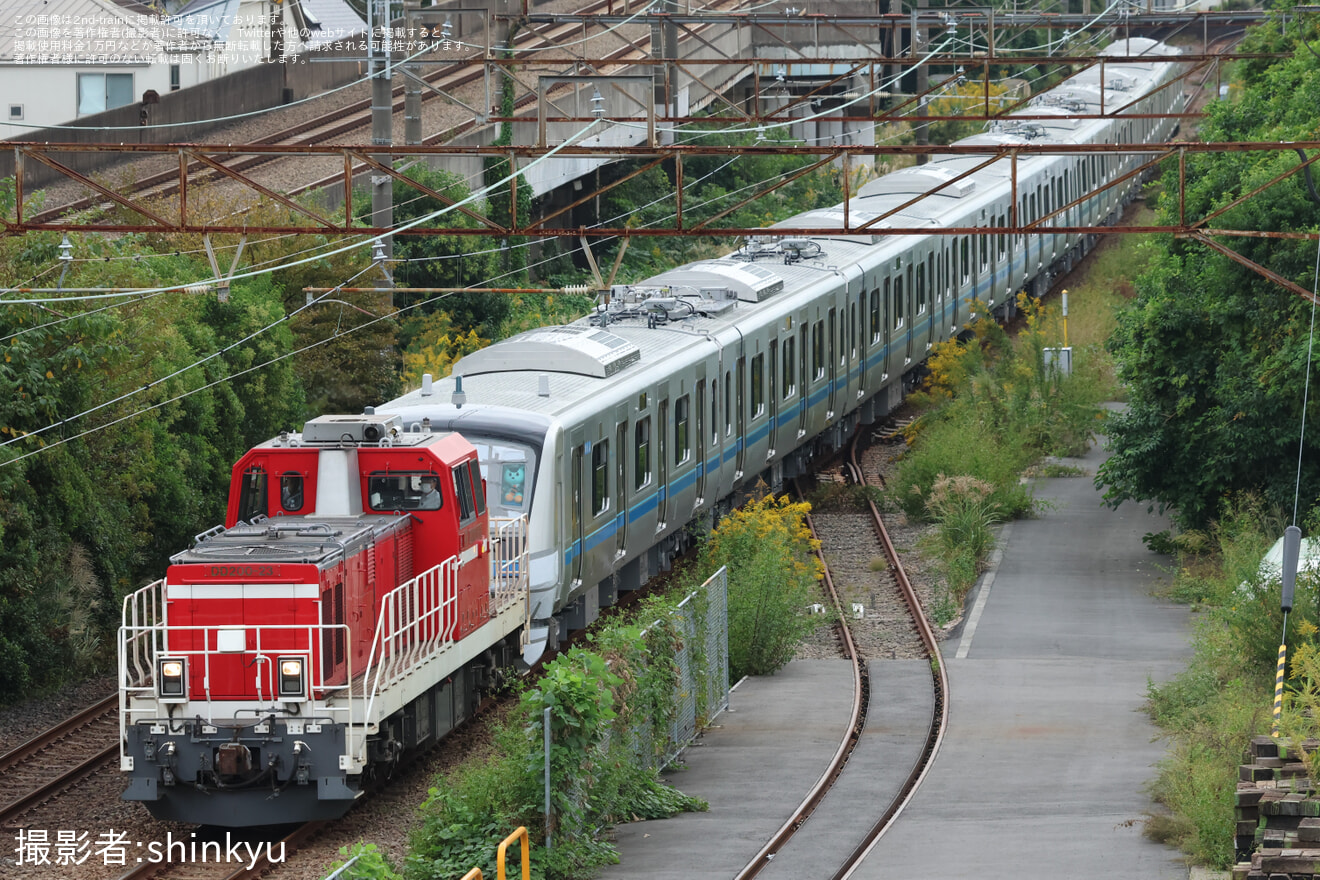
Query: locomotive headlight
[
  {"left": 157, "top": 658, "right": 187, "bottom": 703},
  {"left": 278, "top": 656, "right": 306, "bottom": 701}
]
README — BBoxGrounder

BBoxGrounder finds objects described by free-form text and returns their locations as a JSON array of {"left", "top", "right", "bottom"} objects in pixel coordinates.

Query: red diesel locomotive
[{"left": 118, "top": 412, "right": 529, "bottom": 826}]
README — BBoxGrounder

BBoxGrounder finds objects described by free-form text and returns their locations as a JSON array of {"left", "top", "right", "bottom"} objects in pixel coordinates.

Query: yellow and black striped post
[{"left": 1273, "top": 641, "right": 1288, "bottom": 738}]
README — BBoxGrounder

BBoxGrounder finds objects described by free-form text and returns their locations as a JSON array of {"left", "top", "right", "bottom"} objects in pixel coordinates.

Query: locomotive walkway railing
[
  {"left": 117, "top": 515, "right": 530, "bottom": 774},
  {"left": 117, "top": 579, "right": 357, "bottom": 768},
  {"left": 358, "top": 515, "right": 530, "bottom": 751}
]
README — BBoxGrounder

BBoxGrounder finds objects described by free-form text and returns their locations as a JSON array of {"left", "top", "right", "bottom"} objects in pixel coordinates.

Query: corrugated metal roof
[
  {"left": 167, "top": 0, "right": 240, "bottom": 43},
  {"left": 295, "top": 0, "right": 366, "bottom": 47}
]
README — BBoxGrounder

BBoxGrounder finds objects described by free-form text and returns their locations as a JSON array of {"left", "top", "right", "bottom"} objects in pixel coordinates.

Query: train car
[
  {"left": 118, "top": 413, "right": 529, "bottom": 825},
  {"left": 379, "top": 38, "right": 1188, "bottom": 657}
]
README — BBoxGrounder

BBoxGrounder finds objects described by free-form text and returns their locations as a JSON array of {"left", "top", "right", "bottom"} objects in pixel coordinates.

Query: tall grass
[{"left": 1143, "top": 495, "right": 1318, "bottom": 869}]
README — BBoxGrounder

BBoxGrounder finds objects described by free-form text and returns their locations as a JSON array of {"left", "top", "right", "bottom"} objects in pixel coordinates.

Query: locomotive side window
[
  {"left": 591, "top": 440, "right": 610, "bottom": 515},
  {"left": 454, "top": 466, "right": 476, "bottom": 523},
  {"left": 280, "top": 472, "right": 304, "bottom": 512},
  {"left": 467, "top": 461, "right": 486, "bottom": 516},
  {"left": 237, "top": 467, "right": 268, "bottom": 522},
  {"left": 635, "top": 417, "right": 651, "bottom": 490}
]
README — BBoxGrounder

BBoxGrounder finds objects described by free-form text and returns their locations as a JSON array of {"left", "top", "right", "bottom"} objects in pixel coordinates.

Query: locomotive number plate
[{"left": 208, "top": 564, "right": 280, "bottom": 578}]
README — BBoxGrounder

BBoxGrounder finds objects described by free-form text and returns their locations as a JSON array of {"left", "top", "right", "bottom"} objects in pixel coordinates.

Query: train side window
[
  {"left": 783, "top": 336, "right": 796, "bottom": 399},
  {"left": 979, "top": 231, "right": 988, "bottom": 269},
  {"left": 724, "top": 371, "right": 733, "bottom": 436},
  {"left": 710, "top": 380, "right": 719, "bottom": 444},
  {"left": 893, "top": 275, "right": 904, "bottom": 330},
  {"left": 696, "top": 381, "right": 706, "bottom": 454},
  {"left": 467, "top": 460, "right": 486, "bottom": 516},
  {"left": 850, "top": 301, "right": 858, "bottom": 358},
  {"left": 960, "top": 237, "right": 970, "bottom": 283},
  {"left": 997, "top": 214, "right": 1006, "bottom": 258},
  {"left": 635, "top": 418, "right": 651, "bottom": 490},
  {"left": 675, "top": 396, "right": 691, "bottom": 465},
  {"left": 280, "top": 472, "right": 304, "bottom": 512},
  {"left": 811, "top": 321, "right": 825, "bottom": 379},
  {"left": 751, "top": 353, "right": 765, "bottom": 417},
  {"left": 591, "top": 440, "right": 609, "bottom": 515},
  {"left": 870, "top": 288, "right": 881, "bottom": 342},
  {"left": 238, "top": 467, "right": 268, "bottom": 522},
  {"left": 915, "top": 261, "right": 926, "bottom": 315}
]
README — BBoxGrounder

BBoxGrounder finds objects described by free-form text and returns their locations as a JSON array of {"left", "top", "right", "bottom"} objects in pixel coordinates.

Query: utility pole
[
  {"left": 369, "top": 0, "right": 395, "bottom": 307},
  {"left": 370, "top": 0, "right": 395, "bottom": 264},
  {"left": 915, "top": 0, "right": 929, "bottom": 165},
  {"left": 403, "top": 0, "right": 422, "bottom": 146}
]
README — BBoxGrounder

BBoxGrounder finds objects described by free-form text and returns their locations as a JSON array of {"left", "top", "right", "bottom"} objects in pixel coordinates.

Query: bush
[
  {"left": 699, "top": 493, "right": 822, "bottom": 680},
  {"left": 406, "top": 591, "right": 709, "bottom": 880}
]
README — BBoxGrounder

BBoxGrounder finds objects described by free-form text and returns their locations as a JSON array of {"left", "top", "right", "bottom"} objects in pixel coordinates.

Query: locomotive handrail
[
  {"left": 117, "top": 615, "right": 357, "bottom": 770},
  {"left": 357, "top": 515, "right": 530, "bottom": 744}
]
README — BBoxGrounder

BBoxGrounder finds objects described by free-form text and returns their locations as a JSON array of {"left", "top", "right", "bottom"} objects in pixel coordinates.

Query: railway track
[
  {"left": 27, "top": 0, "right": 747, "bottom": 226},
  {"left": 734, "top": 428, "right": 949, "bottom": 880},
  {"left": 0, "top": 694, "right": 119, "bottom": 828}
]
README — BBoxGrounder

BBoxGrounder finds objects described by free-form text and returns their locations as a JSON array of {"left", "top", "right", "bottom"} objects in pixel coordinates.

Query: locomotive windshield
[
  {"left": 469, "top": 441, "right": 538, "bottom": 517},
  {"left": 366, "top": 472, "right": 444, "bottom": 512}
]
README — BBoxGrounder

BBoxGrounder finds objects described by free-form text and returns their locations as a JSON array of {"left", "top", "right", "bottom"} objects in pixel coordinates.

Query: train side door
[
  {"left": 827, "top": 306, "right": 838, "bottom": 418},
  {"left": 570, "top": 426, "right": 586, "bottom": 586},
  {"left": 735, "top": 354, "right": 746, "bottom": 478},
  {"left": 614, "top": 408, "right": 628, "bottom": 560},
  {"left": 767, "top": 340, "right": 778, "bottom": 457},
  {"left": 694, "top": 365, "right": 707, "bottom": 506},
  {"left": 656, "top": 398, "right": 669, "bottom": 529},
  {"left": 797, "top": 316, "right": 809, "bottom": 437},
  {"left": 904, "top": 260, "right": 914, "bottom": 365}
]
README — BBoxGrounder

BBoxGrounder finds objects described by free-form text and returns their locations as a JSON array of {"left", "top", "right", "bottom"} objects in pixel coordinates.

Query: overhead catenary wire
[{"left": 0, "top": 119, "right": 603, "bottom": 458}]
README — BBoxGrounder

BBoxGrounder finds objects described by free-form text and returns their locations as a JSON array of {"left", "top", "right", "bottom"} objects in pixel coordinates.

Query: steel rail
[
  {"left": 0, "top": 744, "right": 118, "bottom": 826},
  {"left": 831, "top": 437, "right": 950, "bottom": 880},
  {"left": 732, "top": 476, "right": 867, "bottom": 880},
  {"left": 0, "top": 693, "right": 116, "bottom": 774}
]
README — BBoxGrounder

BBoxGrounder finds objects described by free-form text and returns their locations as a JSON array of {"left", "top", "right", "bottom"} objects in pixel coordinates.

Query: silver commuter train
[{"left": 383, "top": 38, "right": 1187, "bottom": 656}]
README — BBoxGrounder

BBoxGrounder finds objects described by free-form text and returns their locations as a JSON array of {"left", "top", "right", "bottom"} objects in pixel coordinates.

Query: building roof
[
  {"left": 0, "top": 0, "right": 210, "bottom": 63},
  {"left": 293, "top": 0, "right": 367, "bottom": 48},
  {"left": 166, "top": 0, "right": 241, "bottom": 43}
]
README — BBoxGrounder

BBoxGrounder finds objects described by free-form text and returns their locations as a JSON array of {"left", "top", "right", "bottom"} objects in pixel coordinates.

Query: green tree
[{"left": 1097, "top": 16, "right": 1320, "bottom": 528}]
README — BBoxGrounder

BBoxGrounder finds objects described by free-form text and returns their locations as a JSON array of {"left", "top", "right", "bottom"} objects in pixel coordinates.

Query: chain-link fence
[
  {"left": 542, "top": 567, "right": 730, "bottom": 848},
  {"left": 656, "top": 565, "right": 730, "bottom": 766}
]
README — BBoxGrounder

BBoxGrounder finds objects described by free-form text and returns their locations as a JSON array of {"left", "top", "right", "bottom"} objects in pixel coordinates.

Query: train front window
[
  {"left": 280, "top": 472, "right": 304, "bottom": 512},
  {"left": 366, "top": 472, "right": 442, "bottom": 512},
  {"left": 467, "top": 440, "right": 540, "bottom": 515}
]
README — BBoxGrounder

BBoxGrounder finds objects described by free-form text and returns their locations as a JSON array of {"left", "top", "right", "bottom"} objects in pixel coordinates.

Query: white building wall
[{"left": 0, "top": 60, "right": 198, "bottom": 138}]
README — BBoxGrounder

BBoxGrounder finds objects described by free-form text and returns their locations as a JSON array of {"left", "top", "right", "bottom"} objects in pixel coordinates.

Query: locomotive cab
[{"left": 118, "top": 414, "right": 529, "bottom": 825}]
